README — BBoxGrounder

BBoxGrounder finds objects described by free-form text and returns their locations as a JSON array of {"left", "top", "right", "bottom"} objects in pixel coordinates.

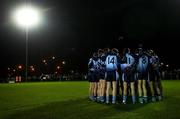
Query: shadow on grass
[{"left": 7, "top": 98, "right": 147, "bottom": 119}]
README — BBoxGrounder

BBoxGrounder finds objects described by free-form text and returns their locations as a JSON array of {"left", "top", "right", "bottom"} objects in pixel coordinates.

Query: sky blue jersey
[
  {"left": 105, "top": 52, "right": 121, "bottom": 71},
  {"left": 136, "top": 53, "right": 150, "bottom": 73}
]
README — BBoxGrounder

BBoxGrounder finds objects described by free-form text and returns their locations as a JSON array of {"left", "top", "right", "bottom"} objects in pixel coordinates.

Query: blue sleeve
[
  {"left": 88, "top": 58, "right": 93, "bottom": 69},
  {"left": 131, "top": 54, "right": 138, "bottom": 69}
]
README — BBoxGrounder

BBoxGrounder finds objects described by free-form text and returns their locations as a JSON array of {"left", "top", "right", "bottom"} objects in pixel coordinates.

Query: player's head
[
  {"left": 98, "top": 49, "right": 104, "bottom": 57},
  {"left": 93, "top": 52, "right": 98, "bottom": 58},
  {"left": 137, "top": 47, "right": 143, "bottom": 55},
  {"left": 134, "top": 49, "right": 139, "bottom": 55},
  {"left": 123, "top": 48, "right": 130, "bottom": 55},
  {"left": 103, "top": 48, "right": 110, "bottom": 54},
  {"left": 136, "top": 43, "right": 144, "bottom": 54},
  {"left": 112, "top": 48, "right": 119, "bottom": 54}
]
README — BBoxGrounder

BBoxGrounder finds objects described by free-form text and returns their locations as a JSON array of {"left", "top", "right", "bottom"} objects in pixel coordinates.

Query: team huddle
[{"left": 88, "top": 46, "right": 163, "bottom": 104}]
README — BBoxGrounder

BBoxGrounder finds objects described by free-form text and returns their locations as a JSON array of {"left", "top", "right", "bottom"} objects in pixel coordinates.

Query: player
[
  {"left": 88, "top": 52, "right": 99, "bottom": 101},
  {"left": 148, "top": 50, "right": 163, "bottom": 101},
  {"left": 96, "top": 49, "right": 104, "bottom": 102},
  {"left": 121, "top": 48, "right": 137, "bottom": 104},
  {"left": 105, "top": 48, "right": 121, "bottom": 104},
  {"left": 136, "top": 47, "right": 150, "bottom": 103},
  {"left": 97, "top": 48, "right": 107, "bottom": 102},
  {"left": 147, "top": 49, "right": 156, "bottom": 102}
]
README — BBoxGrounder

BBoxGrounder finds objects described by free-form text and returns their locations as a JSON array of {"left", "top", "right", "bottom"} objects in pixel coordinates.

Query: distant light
[
  {"left": 166, "top": 64, "right": 169, "bottom": 67},
  {"left": 13, "top": 6, "right": 41, "bottom": 28},
  {"left": 161, "top": 62, "right": 164, "bottom": 65},
  {"left": 57, "top": 66, "right": 60, "bottom": 69},
  {"left": 13, "top": 69, "right": 16, "bottom": 72},
  {"left": 62, "top": 61, "right": 66, "bottom": 65},
  {"left": 31, "top": 68, "right": 35, "bottom": 71},
  {"left": 43, "top": 60, "right": 46, "bottom": 63},
  {"left": 8, "top": 68, "right": 10, "bottom": 70},
  {"left": 52, "top": 56, "right": 56, "bottom": 60},
  {"left": 30, "top": 65, "right": 34, "bottom": 69},
  {"left": 18, "top": 65, "right": 22, "bottom": 69}
]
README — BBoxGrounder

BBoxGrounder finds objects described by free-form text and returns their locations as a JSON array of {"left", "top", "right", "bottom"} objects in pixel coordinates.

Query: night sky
[{"left": 0, "top": 0, "right": 180, "bottom": 76}]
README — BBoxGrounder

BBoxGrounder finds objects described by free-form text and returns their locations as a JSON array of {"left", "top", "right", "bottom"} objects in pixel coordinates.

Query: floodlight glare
[{"left": 13, "top": 6, "right": 40, "bottom": 28}]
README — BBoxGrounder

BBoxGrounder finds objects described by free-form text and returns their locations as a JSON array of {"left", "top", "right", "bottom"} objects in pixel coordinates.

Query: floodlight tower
[{"left": 12, "top": 3, "right": 41, "bottom": 81}]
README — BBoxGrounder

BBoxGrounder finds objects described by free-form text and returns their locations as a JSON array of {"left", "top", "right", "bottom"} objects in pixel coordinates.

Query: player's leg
[
  {"left": 98, "top": 79, "right": 104, "bottom": 102},
  {"left": 119, "top": 75, "right": 124, "bottom": 96},
  {"left": 150, "top": 81, "right": 156, "bottom": 102},
  {"left": 106, "top": 81, "right": 111, "bottom": 104},
  {"left": 111, "top": 71, "right": 117, "bottom": 104},
  {"left": 157, "top": 80, "right": 163, "bottom": 101},
  {"left": 88, "top": 73, "right": 94, "bottom": 101},
  {"left": 96, "top": 81, "right": 101, "bottom": 101},
  {"left": 129, "top": 73, "right": 136, "bottom": 104},
  {"left": 156, "top": 71, "right": 163, "bottom": 101},
  {"left": 157, "top": 70, "right": 163, "bottom": 100},
  {"left": 112, "top": 80, "right": 117, "bottom": 104},
  {"left": 93, "top": 82, "right": 97, "bottom": 101},
  {"left": 142, "top": 79, "right": 148, "bottom": 103},
  {"left": 101, "top": 72, "right": 107, "bottom": 103},
  {"left": 149, "top": 71, "right": 156, "bottom": 102},
  {"left": 92, "top": 72, "right": 98, "bottom": 101},
  {"left": 134, "top": 74, "right": 138, "bottom": 102},
  {"left": 99, "top": 79, "right": 102, "bottom": 101},
  {"left": 122, "top": 81, "right": 128, "bottom": 104},
  {"left": 89, "top": 82, "right": 93, "bottom": 100},
  {"left": 101, "top": 79, "right": 106, "bottom": 102},
  {"left": 130, "top": 81, "right": 136, "bottom": 104},
  {"left": 138, "top": 78, "right": 143, "bottom": 103},
  {"left": 116, "top": 71, "right": 120, "bottom": 95},
  {"left": 105, "top": 72, "right": 111, "bottom": 104}
]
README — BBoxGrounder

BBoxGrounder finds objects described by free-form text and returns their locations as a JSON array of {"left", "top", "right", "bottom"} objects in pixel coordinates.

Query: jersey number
[
  {"left": 142, "top": 56, "right": 147, "bottom": 64},
  {"left": 108, "top": 57, "right": 115, "bottom": 64},
  {"left": 128, "top": 58, "right": 131, "bottom": 64}
]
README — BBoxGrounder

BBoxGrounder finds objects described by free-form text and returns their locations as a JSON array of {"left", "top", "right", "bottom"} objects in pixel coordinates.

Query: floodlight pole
[{"left": 25, "top": 26, "right": 28, "bottom": 81}]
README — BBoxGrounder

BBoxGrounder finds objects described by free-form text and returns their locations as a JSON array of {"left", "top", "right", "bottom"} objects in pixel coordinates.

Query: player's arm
[
  {"left": 121, "top": 54, "right": 127, "bottom": 64},
  {"left": 88, "top": 58, "right": 93, "bottom": 69},
  {"left": 130, "top": 54, "right": 138, "bottom": 70},
  {"left": 117, "top": 55, "right": 122, "bottom": 71}
]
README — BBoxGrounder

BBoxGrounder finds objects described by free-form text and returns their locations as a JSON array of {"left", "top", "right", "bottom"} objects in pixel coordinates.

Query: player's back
[
  {"left": 125, "top": 53, "right": 135, "bottom": 66},
  {"left": 136, "top": 53, "right": 150, "bottom": 73},
  {"left": 105, "top": 51, "right": 119, "bottom": 71}
]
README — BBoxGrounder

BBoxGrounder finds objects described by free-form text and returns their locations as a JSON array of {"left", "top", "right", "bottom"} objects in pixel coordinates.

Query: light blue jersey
[
  {"left": 137, "top": 54, "right": 149, "bottom": 73},
  {"left": 105, "top": 55, "right": 118, "bottom": 71},
  {"left": 125, "top": 53, "right": 135, "bottom": 66}
]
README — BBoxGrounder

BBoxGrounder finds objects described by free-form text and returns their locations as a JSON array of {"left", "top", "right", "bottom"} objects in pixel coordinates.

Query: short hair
[
  {"left": 123, "top": 48, "right": 130, "bottom": 54},
  {"left": 112, "top": 48, "right": 119, "bottom": 54},
  {"left": 93, "top": 52, "right": 98, "bottom": 57}
]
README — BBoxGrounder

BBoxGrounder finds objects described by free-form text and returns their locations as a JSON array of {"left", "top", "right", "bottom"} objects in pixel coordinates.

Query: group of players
[{"left": 88, "top": 46, "right": 163, "bottom": 104}]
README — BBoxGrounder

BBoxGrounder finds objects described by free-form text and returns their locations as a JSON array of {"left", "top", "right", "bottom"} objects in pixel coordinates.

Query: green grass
[{"left": 0, "top": 80, "right": 180, "bottom": 119}]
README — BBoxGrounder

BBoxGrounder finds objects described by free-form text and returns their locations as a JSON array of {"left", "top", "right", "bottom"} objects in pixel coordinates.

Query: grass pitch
[{"left": 0, "top": 80, "right": 180, "bottom": 119}]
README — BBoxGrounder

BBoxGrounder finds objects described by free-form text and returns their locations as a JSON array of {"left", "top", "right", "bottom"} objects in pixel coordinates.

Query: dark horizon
[{"left": 0, "top": 0, "right": 180, "bottom": 77}]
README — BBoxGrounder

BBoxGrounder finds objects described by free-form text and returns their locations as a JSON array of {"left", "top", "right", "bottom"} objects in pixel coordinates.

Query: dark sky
[{"left": 0, "top": 0, "right": 180, "bottom": 75}]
